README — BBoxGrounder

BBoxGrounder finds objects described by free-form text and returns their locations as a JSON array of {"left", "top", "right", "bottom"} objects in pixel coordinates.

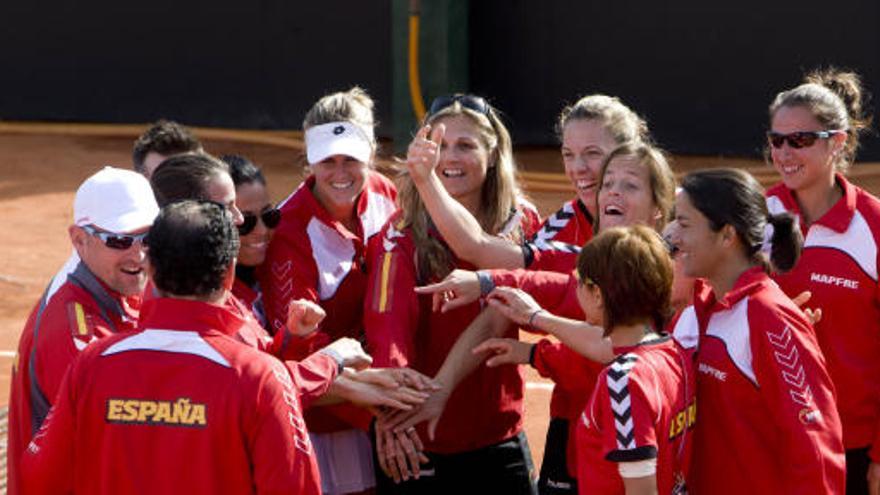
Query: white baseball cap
[
  {"left": 305, "top": 121, "right": 374, "bottom": 165},
  {"left": 73, "top": 166, "right": 159, "bottom": 233}
]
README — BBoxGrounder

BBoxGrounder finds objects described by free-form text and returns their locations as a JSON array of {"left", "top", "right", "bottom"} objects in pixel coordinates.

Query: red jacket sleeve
[
  {"left": 249, "top": 360, "right": 322, "bottom": 495},
  {"left": 488, "top": 269, "right": 584, "bottom": 320},
  {"left": 527, "top": 248, "right": 579, "bottom": 274},
  {"left": 533, "top": 339, "right": 604, "bottom": 394},
  {"left": 750, "top": 303, "right": 846, "bottom": 494},
  {"left": 284, "top": 352, "right": 340, "bottom": 410},
  {"left": 36, "top": 300, "right": 109, "bottom": 405},
  {"left": 363, "top": 221, "right": 419, "bottom": 368},
  {"left": 594, "top": 362, "right": 660, "bottom": 463},
  {"left": 21, "top": 360, "right": 78, "bottom": 495}
]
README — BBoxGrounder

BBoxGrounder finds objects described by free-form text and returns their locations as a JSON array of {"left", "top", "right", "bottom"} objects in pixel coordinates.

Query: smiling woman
[
  {"left": 222, "top": 154, "right": 279, "bottom": 329},
  {"left": 764, "top": 69, "right": 880, "bottom": 494},
  {"left": 364, "top": 95, "right": 541, "bottom": 493},
  {"left": 595, "top": 143, "right": 675, "bottom": 233},
  {"left": 258, "top": 87, "right": 398, "bottom": 495},
  {"left": 672, "top": 168, "right": 845, "bottom": 494}
]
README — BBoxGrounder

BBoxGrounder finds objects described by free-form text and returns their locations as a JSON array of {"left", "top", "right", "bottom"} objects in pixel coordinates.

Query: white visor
[{"left": 305, "top": 121, "right": 373, "bottom": 165}]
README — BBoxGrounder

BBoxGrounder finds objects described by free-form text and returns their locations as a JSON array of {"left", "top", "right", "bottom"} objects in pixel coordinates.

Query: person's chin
[
  {"left": 600, "top": 216, "right": 625, "bottom": 229},
  {"left": 119, "top": 277, "right": 148, "bottom": 296},
  {"left": 239, "top": 252, "right": 266, "bottom": 268}
]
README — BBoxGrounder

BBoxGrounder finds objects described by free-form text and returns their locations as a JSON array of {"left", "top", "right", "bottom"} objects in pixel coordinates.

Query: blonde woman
[
  {"left": 260, "top": 87, "right": 398, "bottom": 495},
  {"left": 365, "top": 95, "right": 540, "bottom": 493}
]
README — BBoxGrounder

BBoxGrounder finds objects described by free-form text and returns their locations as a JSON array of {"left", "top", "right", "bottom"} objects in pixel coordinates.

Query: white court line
[
  {"left": 526, "top": 382, "right": 553, "bottom": 391},
  {"left": 0, "top": 351, "right": 16, "bottom": 358}
]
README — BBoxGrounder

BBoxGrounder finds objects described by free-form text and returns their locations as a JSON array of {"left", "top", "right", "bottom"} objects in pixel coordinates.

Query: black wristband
[{"left": 528, "top": 344, "right": 538, "bottom": 367}]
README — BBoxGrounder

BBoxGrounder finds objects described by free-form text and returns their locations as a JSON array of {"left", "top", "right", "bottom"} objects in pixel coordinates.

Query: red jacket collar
[
  {"left": 694, "top": 266, "right": 769, "bottom": 315},
  {"left": 773, "top": 172, "right": 857, "bottom": 233},
  {"left": 138, "top": 297, "right": 246, "bottom": 337}
]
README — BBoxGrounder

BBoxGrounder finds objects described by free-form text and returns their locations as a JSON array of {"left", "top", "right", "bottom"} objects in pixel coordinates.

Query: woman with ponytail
[
  {"left": 765, "top": 69, "right": 880, "bottom": 494},
  {"left": 672, "top": 168, "right": 845, "bottom": 494}
]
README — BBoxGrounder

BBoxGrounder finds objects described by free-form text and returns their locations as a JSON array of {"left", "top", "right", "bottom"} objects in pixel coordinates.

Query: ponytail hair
[
  {"left": 766, "top": 212, "right": 802, "bottom": 273},
  {"left": 681, "top": 168, "right": 803, "bottom": 273}
]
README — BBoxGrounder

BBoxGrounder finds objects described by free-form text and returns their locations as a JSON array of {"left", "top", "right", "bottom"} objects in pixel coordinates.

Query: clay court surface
[{"left": 4, "top": 127, "right": 880, "bottom": 476}]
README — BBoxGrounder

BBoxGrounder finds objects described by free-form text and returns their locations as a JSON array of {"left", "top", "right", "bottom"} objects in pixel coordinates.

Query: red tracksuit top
[
  {"left": 673, "top": 268, "right": 845, "bottom": 494},
  {"left": 260, "top": 172, "right": 397, "bottom": 433},
  {"left": 767, "top": 173, "right": 880, "bottom": 456},
  {"left": 21, "top": 297, "right": 321, "bottom": 495},
  {"left": 365, "top": 207, "right": 540, "bottom": 454},
  {"left": 7, "top": 262, "right": 139, "bottom": 495},
  {"left": 525, "top": 197, "right": 593, "bottom": 273},
  {"left": 576, "top": 336, "right": 695, "bottom": 495},
  {"left": 147, "top": 280, "right": 340, "bottom": 411}
]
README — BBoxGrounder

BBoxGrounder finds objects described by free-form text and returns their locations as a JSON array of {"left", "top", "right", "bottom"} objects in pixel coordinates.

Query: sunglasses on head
[
  {"left": 82, "top": 224, "right": 148, "bottom": 250},
  {"left": 238, "top": 207, "right": 281, "bottom": 236},
  {"left": 427, "top": 94, "right": 490, "bottom": 118},
  {"left": 766, "top": 130, "right": 843, "bottom": 149}
]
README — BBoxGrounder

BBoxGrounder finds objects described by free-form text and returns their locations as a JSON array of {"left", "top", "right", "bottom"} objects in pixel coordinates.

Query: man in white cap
[
  {"left": 6, "top": 166, "right": 159, "bottom": 495},
  {"left": 44, "top": 120, "right": 201, "bottom": 302}
]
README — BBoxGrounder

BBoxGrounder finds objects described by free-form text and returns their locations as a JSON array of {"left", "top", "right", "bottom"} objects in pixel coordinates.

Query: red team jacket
[
  {"left": 21, "top": 297, "right": 321, "bottom": 495},
  {"left": 365, "top": 206, "right": 540, "bottom": 454},
  {"left": 7, "top": 263, "right": 140, "bottom": 495},
  {"left": 260, "top": 172, "right": 397, "bottom": 433},
  {"left": 768, "top": 174, "right": 880, "bottom": 457},
  {"left": 673, "top": 268, "right": 845, "bottom": 494},
  {"left": 576, "top": 336, "right": 695, "bottom": 494},
  {"left": 148, "top": 280, "right": 340, "bottom": 410}
]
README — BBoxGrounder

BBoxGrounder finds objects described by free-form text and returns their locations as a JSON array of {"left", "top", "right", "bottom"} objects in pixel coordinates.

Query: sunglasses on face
[
  {"left": 82, "top": 224, "right": 148, "bottom": 250},
  {"left": 427, "top": 94, "right": 490, "bottom": 118},
  {"left": 766, "top": 130, "right": 843, "bottom": 149},
  {"left": 238, "top": 207, "right": 281, "bottom": 236}
]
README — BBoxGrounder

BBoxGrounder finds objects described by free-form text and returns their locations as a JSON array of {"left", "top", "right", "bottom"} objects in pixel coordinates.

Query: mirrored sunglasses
[
  {"left": 767, "top": 130, "right": 842, "bottom": 149},
  {"left": 82, "top": 224, "right": 148, "bottom": 250}
]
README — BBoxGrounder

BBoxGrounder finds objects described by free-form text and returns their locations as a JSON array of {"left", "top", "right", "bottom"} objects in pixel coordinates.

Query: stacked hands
[
  {"left": 286, "top": 246, "right": 827, "bottom": 487},
  {"left": 285, "top": 299, "right": 442, "bottom": 483}
]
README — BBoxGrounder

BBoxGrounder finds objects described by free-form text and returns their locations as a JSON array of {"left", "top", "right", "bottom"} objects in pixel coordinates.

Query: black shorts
[
  {"left": 537, "top": 417, "right": 578, "bottom": 495},
  {"left": 376, "top": 431, "right": 537, "bottom": 495}
]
